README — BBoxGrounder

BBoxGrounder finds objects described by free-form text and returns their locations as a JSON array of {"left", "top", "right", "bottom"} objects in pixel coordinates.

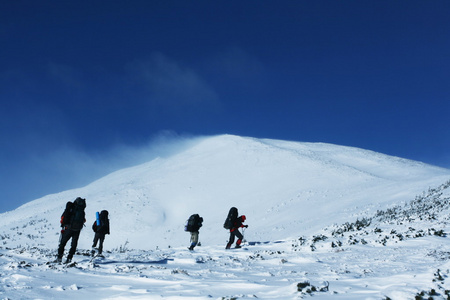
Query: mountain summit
[{"left": 1, "top": 134, "right": 449, "bottom": 250}]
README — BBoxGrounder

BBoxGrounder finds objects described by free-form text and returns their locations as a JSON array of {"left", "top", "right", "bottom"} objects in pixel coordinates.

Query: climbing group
[
  {"left": 56, "top": 198, "right": 247, "bottom": 263},
  {"left": 184, "top": 206, "right": 248, "bottom": 250},
  {"left": 56, "top": 197, "right": 110, "bottom": 263}
]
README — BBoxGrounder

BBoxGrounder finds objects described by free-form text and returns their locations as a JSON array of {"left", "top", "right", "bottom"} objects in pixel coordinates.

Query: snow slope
[
  {"left": 1, "top": 134, "right": 450, "bottom": 299},
  {"left": 0, "top": 134, "right": 449, "bottom": 250}
]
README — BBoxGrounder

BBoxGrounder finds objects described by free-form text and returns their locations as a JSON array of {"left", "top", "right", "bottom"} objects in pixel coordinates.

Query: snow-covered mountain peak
[
  {"left": 3, "top": 135, "right": 450, "bottom": 299},
  {"left": 1, "top": 135, "right": 449, "bottom": 251}
]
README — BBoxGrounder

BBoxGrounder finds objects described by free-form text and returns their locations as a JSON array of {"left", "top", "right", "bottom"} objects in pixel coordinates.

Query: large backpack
[
  {"left": 185, "top": 214, "right": 203, "bottom": 232},
  {"left": 70, "top": 197, "right": 86, "bottom": 231},
  {"left": 61, "top": 201, "right": 74, "bottom": 227},
  {"left": 99, "top": 210, "right": 108, "bottom": 225},
  {"left": 99, "top": 210, "right": 110, "bottom": 234},
  {"left": 223, "top": 207, "right": 238, "bottom": 230},
  {"left": 93, "top": 210, "right": 110, "bottom": 234}
]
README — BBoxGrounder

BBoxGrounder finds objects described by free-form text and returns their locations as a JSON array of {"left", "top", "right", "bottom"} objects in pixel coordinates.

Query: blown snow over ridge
[{"left": 0, "top": 134, "right": 449, "bottom": 251}]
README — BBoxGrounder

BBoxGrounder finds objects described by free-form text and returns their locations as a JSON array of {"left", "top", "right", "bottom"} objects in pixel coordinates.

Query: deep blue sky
[{"left": 1, "top": 1, "right": 450, "bottom": 212}]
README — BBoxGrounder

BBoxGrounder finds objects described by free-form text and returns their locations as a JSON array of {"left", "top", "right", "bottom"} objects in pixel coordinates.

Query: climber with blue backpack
[{"left": 91, "top": 210, "right": 110, "bottom": 257}]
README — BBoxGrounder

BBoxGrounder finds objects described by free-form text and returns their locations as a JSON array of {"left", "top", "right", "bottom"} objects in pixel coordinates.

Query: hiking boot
[
  {"left": 65, "top": 258, "right": 72, "bottom": 264},
  {"left": 235, "top": 245, "right": 242, "bottom": 249},
  {"left": 54, "top": 257, "right": 62, "bottom": 263}
]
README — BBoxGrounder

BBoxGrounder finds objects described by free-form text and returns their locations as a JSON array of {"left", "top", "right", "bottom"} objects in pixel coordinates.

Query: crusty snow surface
[{"left": 1, "top": 135, "right": 450, "bottom": 299}]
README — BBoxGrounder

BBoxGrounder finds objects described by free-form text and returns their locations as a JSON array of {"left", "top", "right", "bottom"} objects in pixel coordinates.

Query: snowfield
[{"left": 1, "top": 135, "right": 450, "bottom": 299}]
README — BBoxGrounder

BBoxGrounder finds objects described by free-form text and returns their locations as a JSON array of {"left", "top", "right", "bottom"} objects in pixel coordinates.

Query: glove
[{"left": 245, "top": 225, "right": 249, "bottom": 228}]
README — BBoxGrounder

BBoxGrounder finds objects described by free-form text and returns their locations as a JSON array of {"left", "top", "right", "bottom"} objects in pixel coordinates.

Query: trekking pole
[{"left": 242, "top": 227, "right": 247, "bottom": 243}]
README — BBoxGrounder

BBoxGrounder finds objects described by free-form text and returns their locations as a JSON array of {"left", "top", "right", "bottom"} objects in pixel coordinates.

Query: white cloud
[
  {"left": 204, "top": 46, "right": 267, "bottom": 82},
  {"left": 127, "top": 53, "right": 220, "bottom": 108},
  {"left": 47, "top": 62, "right": 83, "bottom": 88}
]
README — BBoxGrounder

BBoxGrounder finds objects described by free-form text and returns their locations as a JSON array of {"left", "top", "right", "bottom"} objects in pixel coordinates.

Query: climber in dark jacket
[
  {"left": 91, "top": 210, "right": 110, "bottom": 256},
  {"left": 226, "top": 215, "right": 248, "bottom": 249},
  {"left": 57, "top": 197, "right": 86, "bottom": 263}
]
